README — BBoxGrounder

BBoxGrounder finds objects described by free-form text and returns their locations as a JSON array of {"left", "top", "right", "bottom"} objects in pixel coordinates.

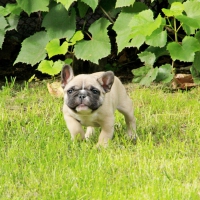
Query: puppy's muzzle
[{"left": 78, "top": 90, "right": 87, "bottom": 103}]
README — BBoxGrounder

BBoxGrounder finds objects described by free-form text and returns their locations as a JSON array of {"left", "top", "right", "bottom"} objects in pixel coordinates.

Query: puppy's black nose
[{"left": 78, "top": 94, "right": 86, "bottom": 100}]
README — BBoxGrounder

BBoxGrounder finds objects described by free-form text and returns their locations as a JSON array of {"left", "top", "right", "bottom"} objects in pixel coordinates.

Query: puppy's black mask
[{"left": 66, "top": 86, "right": 102, "bottom": 111}]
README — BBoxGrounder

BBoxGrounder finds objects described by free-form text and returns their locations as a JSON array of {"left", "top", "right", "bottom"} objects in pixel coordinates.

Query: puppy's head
[{"left": 61, "top": 65, "right": 114, "bottom": 114}]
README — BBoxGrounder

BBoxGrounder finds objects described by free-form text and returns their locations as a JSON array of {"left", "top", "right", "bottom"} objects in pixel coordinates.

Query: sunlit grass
[{"left": 0, "top": 80, "right": 200, "bottom": 199}]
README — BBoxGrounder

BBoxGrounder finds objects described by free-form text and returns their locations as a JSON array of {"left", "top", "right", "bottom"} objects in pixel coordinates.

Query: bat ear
[
  {"left": 97, "top": 71, "right": 114, "bottom": 93},
  {"left": 61, "top": 65, "right": 74, "bottom": 88}
]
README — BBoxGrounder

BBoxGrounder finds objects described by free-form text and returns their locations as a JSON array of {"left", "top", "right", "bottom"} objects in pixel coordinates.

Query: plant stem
[
  {"left": 84, "top": 31, "right": 92, "bottom": 40},
  {"left": 172, "top": 60, "right": 176, "bottom": 75},
  {"left": 174, "top": 18, "right": 178, "bottom": 42},
  {"left": 166, "top": 17, "right": 173, "bottom": 29},
  {"left": 100, "top": 6, "right": 115, "bottom": 24},
  {"left": 176, "top": 23, "right": 183, "bottom": 33}
]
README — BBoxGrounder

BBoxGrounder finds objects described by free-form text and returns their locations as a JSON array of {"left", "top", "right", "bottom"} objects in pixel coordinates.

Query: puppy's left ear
[
  {"left": 61, "top": 65, "right": 74, "bottom": 88},
  {"left": 97, "top": 71, "right": 114, "bottom": 93}
]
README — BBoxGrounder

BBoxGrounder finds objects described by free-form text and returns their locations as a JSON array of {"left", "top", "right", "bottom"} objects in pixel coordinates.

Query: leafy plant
[
  {"left": 130, "top": 1, "right": 200, "bottom": 86},
  {"left": 0, "top": 0, "right": 200, "bottom": 83},
  {"left": 37, "top": 30, "right": 83, "bottom": 76}
]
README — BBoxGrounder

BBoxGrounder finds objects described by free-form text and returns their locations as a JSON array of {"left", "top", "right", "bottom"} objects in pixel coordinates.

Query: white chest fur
[{"left": 64, "top": 105, "right": 101, "bottom": 127}]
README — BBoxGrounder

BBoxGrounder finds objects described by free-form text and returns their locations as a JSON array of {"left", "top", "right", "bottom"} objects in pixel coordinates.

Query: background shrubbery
[{"left": 0, "top": 0, "right": 200, "bottom": 85}]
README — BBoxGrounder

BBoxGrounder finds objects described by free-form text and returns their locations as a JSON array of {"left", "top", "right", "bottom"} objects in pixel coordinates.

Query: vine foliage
[{"left": 0, "top": 0, "right": 200, "bottom": 85}]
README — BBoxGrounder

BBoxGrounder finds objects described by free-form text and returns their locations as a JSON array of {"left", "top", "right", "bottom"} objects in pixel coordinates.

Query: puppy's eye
[
  {"left": 67, "top": 89, "right": 73, "bottom": 94},
  {"left": 91, "top": 88, "right": 99, "bottom": 94}
]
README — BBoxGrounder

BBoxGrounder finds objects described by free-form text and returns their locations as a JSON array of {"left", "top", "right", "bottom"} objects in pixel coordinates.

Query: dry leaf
[
  {"left": 172, "top": 74, "right": 196, "bottom": 89},
  {"left": 47, "top": 82, "right": 64, "bottom": 98}
]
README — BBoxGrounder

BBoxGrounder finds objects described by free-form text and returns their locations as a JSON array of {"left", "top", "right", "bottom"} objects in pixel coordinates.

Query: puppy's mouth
[{"left": 75, "top": 103, "right": 91, "bottom": 113}]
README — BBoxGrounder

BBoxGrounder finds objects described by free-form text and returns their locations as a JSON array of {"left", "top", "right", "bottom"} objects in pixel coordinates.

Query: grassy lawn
[{"left": 0, "top": 80, "right": 200, "bottom": 199}]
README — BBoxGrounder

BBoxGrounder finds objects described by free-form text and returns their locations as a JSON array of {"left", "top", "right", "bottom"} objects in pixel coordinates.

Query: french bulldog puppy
[{"left": 61, "top": 64, "right": 136, "bottom": 146}]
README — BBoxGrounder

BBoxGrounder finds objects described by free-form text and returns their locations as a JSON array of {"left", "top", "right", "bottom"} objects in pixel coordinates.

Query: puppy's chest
[{"left": 71, "top": 112, "right": 100, "bottom": 127}]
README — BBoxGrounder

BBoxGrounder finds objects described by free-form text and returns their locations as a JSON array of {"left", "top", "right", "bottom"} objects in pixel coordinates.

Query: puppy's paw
[
  {"left": 96, "top": 139, "right": 111, "bottom": 148},
  {"left": 131, "top": 136, "right": 137, "bottom": 145},
  {"left": 71, "top": 133, "right": 85, "bottom": 141},
  {"left": 128, "top": 131, "right": 138, "bottom": 145}
]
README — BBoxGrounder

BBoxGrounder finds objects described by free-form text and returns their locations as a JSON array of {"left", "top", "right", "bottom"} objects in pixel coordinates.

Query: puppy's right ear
[
  {"left": 61, "top": 65, "right": 74, "bottom": 88},
  {"left": 97, "top": 71, "right": 114, "bottom": 93}
]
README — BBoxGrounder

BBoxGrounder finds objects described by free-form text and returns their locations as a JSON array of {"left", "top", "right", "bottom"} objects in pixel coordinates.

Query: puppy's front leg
[
  {"left": 97, "top": 119, "right": 114, "bottom": 147},
  {"left": 64, "top": 115, "right": 85, "bottom": 140},
  {"left": 85, "top": 127, "right": 95, "bottom": 140}
]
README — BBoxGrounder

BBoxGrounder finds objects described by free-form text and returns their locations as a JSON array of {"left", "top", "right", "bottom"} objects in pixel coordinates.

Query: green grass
[{"left": 0, "top": 80, "right": 200, "bottom": 200}]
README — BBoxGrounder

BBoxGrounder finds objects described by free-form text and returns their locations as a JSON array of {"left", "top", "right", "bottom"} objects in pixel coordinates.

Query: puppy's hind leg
[{"left": 117, "top": 97, "right": 137, "bottom": 142}]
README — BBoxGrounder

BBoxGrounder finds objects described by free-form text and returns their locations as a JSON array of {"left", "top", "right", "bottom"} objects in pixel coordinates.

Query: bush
[{"left": 0, "top": 0, "right": 200, "bottom": 85}]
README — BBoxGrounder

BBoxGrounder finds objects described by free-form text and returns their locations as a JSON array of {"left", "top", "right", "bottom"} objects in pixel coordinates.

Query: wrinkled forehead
[{"left": 64, "top": 74, "right": 102, "bottom": 90}]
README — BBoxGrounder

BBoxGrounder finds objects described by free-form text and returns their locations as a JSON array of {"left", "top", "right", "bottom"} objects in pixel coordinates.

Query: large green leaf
[
  {"left": 146, "top": 28, "right": 167, "bottom": 47},
  {"left": 115, "top": 0, "right": 135, "bottom": 8},
  {"left": 132, "top": 63, "right": 170, "bottom": 86},
  {"left": 6, "top": 3, "right": 22, "bottom": 15},
  {"left": 138, "top": 51, "right": 156, "bottom": 67},
  {"left": 129, "top": 10, "right": 162, "bottom": 38},
  {"left": 195, "top": 31, "right": 200, "bottom": 43},
  {"left": 155, "top": 64, "right": 173, "bottom": 83},
  {"left": 139, "top": 67, "right": 158, "bottom": 87},
  {"left": 81, "top": 0, "right": 98, "bottom": 11},
  {"left": 0, "top": 15, "right": 7, "bottom": 29},
  {"left": 167, "top": 36, "right": 200, "bottom": 62},
  {"left": 5, "top": 14, "right": 19, "bottom": 31},
  {"left": 0, "top": 3, "right": 22, "bottom": 16},
  {"left": 16, "top": 0, "right": 49, "bottom": 15},
  {"left": 176, "top": 15, "right": 199, "bottom": 35},
  {"left": 46, "top": 39, "right": 69, "bottom": 58},
  {"left": 0, "top": 16, "right": 8, "bottom": 48},
  {"left": 146, "top": 46, "right": 169, "bottom": 59},
  {"left": 183, "top": 1, "right": 200, "bottom": 21},
  {"left": 37, "top": 60, "right": 64, "bottom": 76},
  {"left": 162, "top": 2, "right": 184, "bottom": 17},
  {"left": 132, "top": 65, "right": 162, "bottom": 86},
  {"left": 129, "top": 35, "right": 145, "bottom": 49},
  {"left": 113, "top": 3, "right": 147, "bottom": 52},
  {"left": 42, "top": 4, "right": 76, "bottom": 40},
  {"left": 74, "top": 18, "right": 111, "bottom": 64},
  {"left": 57, "top": 0, "right": 76, "bottom": 10},
  {"left": 168, "top": 0, "right": 184, "bottom": 4},
  {"left": 77, "top": 1, "right": 89, "bottom": 18},
  {"left": 113, "top": 10, "right": 132, "bottom": 52},
  {"left": 0, "top": 6, "right": 10, "bottom": 16},
  {"left": 176, "top": 15, "right": 199, "bottom": 29},
  {"left": 179, "top": 1, "right": 200, "bottom": 35},
  {"left": 182, "top": 24, "right": 196, "bottom": 36},
  {"left": 0, "top": 29, "right": 5, "bottom": 49},
  {"left": 191, "top": 52, "right": 200, "bottom": 84},
  {"left": 64, "top": 58, "right": 73, "bottom": 65},
  {"left": 132, "top": 65, "right": 151, "bottom": 83},
  {"left": 99, "top": 0, "right": 117, "bottom": 12},
  {"left": 70, "top": 30, "right": 84, "bottom": 45},
  {"left": 14, "top": 31, "right": 50, "bottom": 66}
]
